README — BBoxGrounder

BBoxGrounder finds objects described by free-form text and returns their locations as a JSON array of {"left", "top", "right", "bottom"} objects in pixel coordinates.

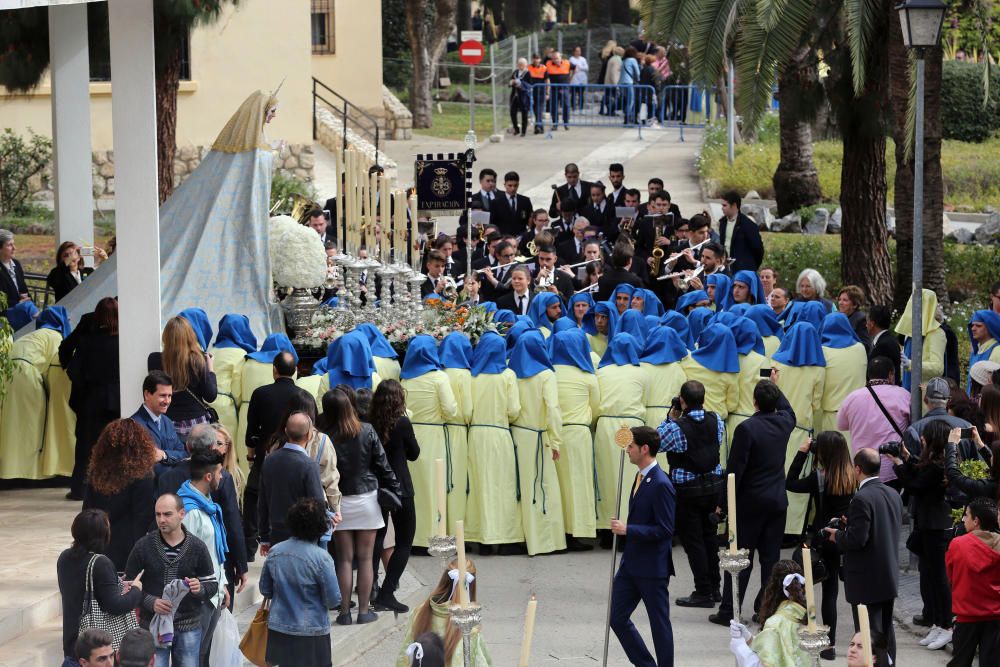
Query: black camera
[
  {"left": 708, "top": 510, "right": 723, "bottom": 527},
  {"left": 826, "top": 517, "right": 842, "bottom": 530},
  {"left": 670, "top": 396, "right": 683, "bottom": 413},
  {"left": 878, "top": 441, "right": 902, "bottom": 458}
]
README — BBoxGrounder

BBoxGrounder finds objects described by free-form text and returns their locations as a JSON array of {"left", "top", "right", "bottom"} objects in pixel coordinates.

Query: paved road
[{"left": 357, "top": 545, "right": 950, "bottom": 665}]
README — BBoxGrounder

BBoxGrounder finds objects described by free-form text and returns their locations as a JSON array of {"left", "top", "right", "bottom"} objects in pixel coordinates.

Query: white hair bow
[
  {"left": 404, "top": 642, "right": 424, "bottom": 665},
  {"left": 447, "top": 568, "right": 476, "bottom": 599},
  {"left": 782, "top": 573, "right": 805, "bottom": 599}
]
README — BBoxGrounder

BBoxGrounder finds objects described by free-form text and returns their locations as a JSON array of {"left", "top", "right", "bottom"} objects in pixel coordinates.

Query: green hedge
[{"left": 941, "top": 60, "right": 1000, "bottom": 142}]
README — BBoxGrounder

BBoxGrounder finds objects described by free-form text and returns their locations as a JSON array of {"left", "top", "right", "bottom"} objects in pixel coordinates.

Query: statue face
[{"left": 265, "top": 104, "right": 278, "bottom": 123}]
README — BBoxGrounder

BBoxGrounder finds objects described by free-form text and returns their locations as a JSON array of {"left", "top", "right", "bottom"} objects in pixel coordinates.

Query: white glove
[
  {"left": 900, "top": 352, "right": 911, "bottom": 371},
  {"left": 729, "top": 620, "right": 751, "bottom": 642}
]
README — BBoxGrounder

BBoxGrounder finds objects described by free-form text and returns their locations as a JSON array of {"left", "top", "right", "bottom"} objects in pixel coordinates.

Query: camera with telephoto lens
[
  {"left": 826, "top": 517, "right": 843, "bottom": 530},
  {"left": 878, "top": 441, "right": 902, "bottom": 458}
]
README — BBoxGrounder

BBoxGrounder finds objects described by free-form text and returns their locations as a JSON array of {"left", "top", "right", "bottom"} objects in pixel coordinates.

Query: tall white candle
[
  {"left": 727, "top": 472, "right": 738, "bottom": 554},
  {"left": 517, "top": 595, "right": 537, "bottom": 667},
  {"left": 435, "top": 458, "right": 447, "bottom": 537},
  {"left": 455, "top": 520, "right": 468, "bottom": 606},
  {"left": 409, "top": 194, "right": 419, "bottom": 271},
  {"left": 801, "top": 545, "right": 816, "bottom": 631},
  {"left": 858, "top": 604, "right": 873, "bottom": 667}
]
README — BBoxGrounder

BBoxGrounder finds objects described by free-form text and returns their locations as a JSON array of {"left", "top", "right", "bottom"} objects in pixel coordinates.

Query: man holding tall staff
[{"left": 609, "top": 426, "right": 676, "bottom": 666}]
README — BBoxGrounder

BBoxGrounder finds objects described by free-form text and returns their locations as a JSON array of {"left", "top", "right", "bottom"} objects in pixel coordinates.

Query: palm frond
[
  {"left": 641, "top": 0, "right": 702, "bottom": 45},
  {"left": 688, "top": 0, "right": 743, "bottom": 84},
  {"left": 756, "top": 0, "right": 791, "bottom": 32},
  {"left": 843, "top": 0, "right": 882, "bottom": 96},
  {"left": 904, "top": 49, "right": 917, "bottom": 162},
  {"left": 971, "top": 0, "right": 993, "bottom": 107},
  {"left": 735, "top": 0, "right": 815, "bottom": 131}
]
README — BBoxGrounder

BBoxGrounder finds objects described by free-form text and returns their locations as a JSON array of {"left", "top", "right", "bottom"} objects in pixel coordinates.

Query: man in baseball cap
[
  {"left": 116, "top": 628, "right": 154, "bottom": 667},
  {"left": 903, "top": 377, "right": 971, "bottom": 459}
]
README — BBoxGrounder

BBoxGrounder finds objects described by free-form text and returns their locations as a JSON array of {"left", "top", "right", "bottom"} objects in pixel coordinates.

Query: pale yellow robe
[
  {"left": 680, "top": 357, "right": 739, "bottom": 421},
  {"left": 553, "top": 365, "right": 601, "bottom": 537},
  {"left": 639, "top": 361, "right": 687, "bottom": 471},
  {"left": 762, "top": 335, "right": 781, "bottom": 359},
  {"left": 820, "top": 343, "right": 868, "bottom": 440},
  {"left": 401, "top": 371, "right": 458, "bottom": 548},
  {"left": 595, "top": 364, "right": 648, "bottom": 525},
  {"left": 588, "top": 333, "right": 609, "bottom": 359},
  {"left": 0, "top": 329, "right": 61, "bottom": 479},
  {"left": 774, "top": 362, "right": 826, "bottom": 534},
  {"left": 374, "top": 356, "right": 401, "bottom": 382},
  {"left": 443, "top": 367, "right": 473, "bottom": 533},
  {"left": 208, "top": 347, "right": 246, "bottom": 464},
  {"left": 40, "top": 358, "right": 75, "bottom": 477},
  {"left": 726, "top": 351, "right": 769, "bottom": 460}
]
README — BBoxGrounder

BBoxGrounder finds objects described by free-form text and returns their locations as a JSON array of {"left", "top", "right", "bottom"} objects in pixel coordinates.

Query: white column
[
  {"left": 48, "top": 3, "right": 94, "bottom": 256},
  {"left": 108, "top": 0, "right": 161, "bottom": 415}
]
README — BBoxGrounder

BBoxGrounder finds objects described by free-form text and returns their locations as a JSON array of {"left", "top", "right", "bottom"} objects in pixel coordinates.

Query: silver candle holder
[
  {"left": 427, "top": 534, "right": 457, "bottom": 567},
  {"left": 449, "top": 602, "right": 483, "bottom": 667},
  {"left": 798, "top": 625, "right": 831, "bottom": 667},
  {"left": 718, "top": 548, "right": 752, "bottom": 624}
]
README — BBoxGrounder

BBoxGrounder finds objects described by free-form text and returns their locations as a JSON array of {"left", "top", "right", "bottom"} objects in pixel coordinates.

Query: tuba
[{"left": 290, "top": 193, "right": 321, "bottom": 223}]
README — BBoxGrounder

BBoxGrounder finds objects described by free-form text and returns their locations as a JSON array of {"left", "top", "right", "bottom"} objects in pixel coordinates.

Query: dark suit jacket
[
  {"left": 596, "top": 268, "right": 643, "bottom": 302},
  {"left": 491, "top": 193, "right": 533, "bottom": 237},
  {"left": 727, "top": 392, "right": 797, "bottom": 516},
  {"left": 471, "top": 190, "right": 499, "bottom": 215},
  {"left": 47, "top": 264, "right": 92, "bottom": 302},
  {"left": 609, "top": 187, "right": 628, "bottom": 208},
  {"left": 258, "top": 446, "right": 326, "bottom": 545},
  {"left": 556, "top": 237, "right": 585, "bottom": 266},
  {"left": 718, "top": 212, "right": 764, "bottom": 273},
  {"left": 496, "top": 289, "right": 534, "bottom": 316},
  {"left": 835, "top": 478, "right": 903, "bottom": 604},
  {"left": 130, "top": 406, "right": 186, "bottom": 460},
  {"left": 548, "top": 181, "right": 593, "bottom": 217},
  {"left": 1, "top": 257, "right": 29, "bottom": 307},
  {"left": 579, "top": 199, "right": 616, "bottom": 230},
  {"left": 245, "top": 377, "right": 303, "bottom": 453},
  {"left": 620, "top": 462, "right": 676, "bottom": 579},
  {"left": 157, "top": 461, "right": 249, "bottom": 575},
  {"left": 870, "top": 330, "right": 901, "bottom": 386},
  {"left": 529, "top": 264, "right": 574, "bottom": 301}
]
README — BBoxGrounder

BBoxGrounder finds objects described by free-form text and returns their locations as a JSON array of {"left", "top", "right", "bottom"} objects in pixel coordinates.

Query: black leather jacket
[{"left": 330, "top": 423, "right": 400, "bottom": 497}]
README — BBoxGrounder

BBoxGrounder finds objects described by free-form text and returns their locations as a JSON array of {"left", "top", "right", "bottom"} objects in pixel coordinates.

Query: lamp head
[{"left": 895, "top": 0, "right": 947, "bottom": 50}]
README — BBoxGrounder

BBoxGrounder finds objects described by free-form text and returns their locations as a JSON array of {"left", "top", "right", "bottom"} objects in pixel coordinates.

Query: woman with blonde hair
[
  {"left": 395, "top": 559, "right": 492, "bottom": 667},
  {"left": 148, "top": 315, "right": 218, "bottom": 441},
  {"left": 212, "top": 423, "right": 246, "bottom": 503}
]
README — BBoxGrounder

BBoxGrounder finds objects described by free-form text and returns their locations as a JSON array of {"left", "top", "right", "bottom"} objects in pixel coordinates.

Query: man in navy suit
[
  {"left": 130, "top": 371, "right": 186, "bottom": 466},
  {"left": 610, "top": 426, "right": 676, "bottom": 666},
  {"left": 718, "top": 191, "right": 764, "bottom": 273}
]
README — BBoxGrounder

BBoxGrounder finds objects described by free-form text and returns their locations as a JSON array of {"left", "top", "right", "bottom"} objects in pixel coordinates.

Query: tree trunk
[
  {"left": 772, "top": 48, "right": 822, "bottom": 216},
  {"left": 838, "top": 5, "right": 893, "bottom": 305},
  {"left": 587, "top": 0, "right": 611, "bottom": 29},
  {"left": 889, "top": 16, "right": 946, "bottom": 311},
  {"left": 610, "top": 0, "right": 631, "bottom": 24},
  {"left": 456, "top": 0, "right": 470, "bottom": 33},
  {"left": 405, "top": 0, "right": 459, "bottom": 129},
  {"left": 156, "top": 44, "right": 181, "bottom": 204},
  {"left": 506, "top": 0, "right": 542, "bottom": 33}
]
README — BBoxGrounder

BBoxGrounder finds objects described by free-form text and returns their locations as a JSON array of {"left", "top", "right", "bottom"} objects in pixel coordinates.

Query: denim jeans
[{"left": 154, "top": 627, "right": 203, "bottom": 667}]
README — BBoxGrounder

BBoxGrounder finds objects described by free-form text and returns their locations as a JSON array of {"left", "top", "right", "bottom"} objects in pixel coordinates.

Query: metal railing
[
  {"left": 312, "top": 77, "right": 380, "bottom": 161},
  {"left": 23, "top": 272, "right": 54, "bottom": 307}
]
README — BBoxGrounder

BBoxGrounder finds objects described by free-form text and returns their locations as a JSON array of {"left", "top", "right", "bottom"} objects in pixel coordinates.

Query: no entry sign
[{"left": 459, "top": 40, "right": 485, "bottom": 66}]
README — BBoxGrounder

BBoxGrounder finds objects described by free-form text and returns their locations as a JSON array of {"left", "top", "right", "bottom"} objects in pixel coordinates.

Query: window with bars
[{"left": 311, "top": 0, "right": 335, "bottom": 54}]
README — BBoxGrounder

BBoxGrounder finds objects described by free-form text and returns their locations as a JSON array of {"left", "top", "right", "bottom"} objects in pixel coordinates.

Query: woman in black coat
[
  {"left": 47, "top": 242, "right": 95, "bottom": 302},
  {"left": 82, "top": 419, "right": 158, "bottom": 571},
  {"left": 370, "top": 380, "right": 420, "bottom": 613},
  {"left": 58, "top": 509, "right": 143, "bottom": 661}
]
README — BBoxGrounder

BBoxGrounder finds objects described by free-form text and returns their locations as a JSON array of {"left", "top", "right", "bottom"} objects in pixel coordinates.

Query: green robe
[
  {"left": 774, "top": 362, "right": 825, "bottom": 534},
  {"left": 0, "top": 329, "right": 61, "bottom": 480},
  {"left": 639, "top": 361, "right": 687, "bottom": 471},
  {"left": 40, "top": 354, "right": 75, "bottom": 478},
  {"left": 750, "top": 601, "right": 811, "bottom": 667},
  {"left": 680, "top": 357, "right": 739, "bottom": 420},
  {"left": 443, "top": 367, "right": 473, "bottom": 534},
  {"left": 820, "top": 343, "right": 867, "bottom": 441},
  {"left": 554, "top": 364, "right": 601, "bottom": 538},
  {"left": 395, "top": 598, "right": 492, "bottom": 667},
  {"left": 512, "top": 370, "right": 567, "bottom": 555},
  {"left": 402, "top": 371, "right": 458, "bottom": 548},
  {"left": 595, "top": 364, "right": 648, "bottom": 525},
  {"left": 209, "top": 347, "right": 246, "bottom": 472},
  {"left": 727, "top": 351, "right": 769, "bottom": 460},
  {"left": 465, "top": 370, "right": 522, "bottom": 544}
]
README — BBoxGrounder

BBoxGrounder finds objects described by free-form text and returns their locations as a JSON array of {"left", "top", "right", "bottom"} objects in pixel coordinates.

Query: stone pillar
[
  {"left": 108, "top": 0, "right": 161, "bottom": 413},
  {"left": 48, "top": 3, "right": 94, "bottom": 259}
]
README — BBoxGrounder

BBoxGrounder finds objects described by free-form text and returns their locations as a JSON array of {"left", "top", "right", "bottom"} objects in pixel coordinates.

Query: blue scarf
[
  {"left": 706, "top": 273, "right": 733, "bottom": 311},
  {"left": 494, "top": 309, "right": 516, "bottom": 325},
  {"left": 631, "top": 288, "right": 665, "bottom": 317},
  {"left": 356, "top": 323, "right": 398, "bottom": 359},
  {"left": 35, "top": 305, "right": 71, "bottom": 338},
  {"left": 599, "top": 332, "right": 642, "bottom": 368},
  {"left": 969, "top": 310, "right": 1000, "bottom": 356},
  {"left": 214, "top": 314, "right": 258, "bottom": 353},
  {"left": 821, "top": 313, "right": 861, "bottom": 349},
  {"left": 641, "top": 326, "right": 688, "bottom": 364},
  {"left": 773, "top": 322, "right": 827, "bottom": 367},
  {"left": 326, "top": 331, "right": 375, "bottom": 389},
  {"left": 312, "top": 357, "right": 329, "bottom": 375},
  {"left": 471, "top": 332, "right": 508, "bottom": 376},
  {"left": 550, "top": 328, "right": 595, "bottom": 373},
  {"left": 552, "top": 317, "right": 578, "bottom": 334},
  {"left": 593, "top": 300, "right": 619, "bottom": 338},
  {"left": 746, "top": 304, "right": 784, "bottom": 339},
  {"left": 247, "top": 333, "right": 298, "bottom": 364},
  {"left": 5, "top": 300, "right": 39, "bottom": 330},
  {"left": 691, "top": 324, "right": 740, "bottom": 373},
  {"left": 439, "top": 331, "right": 474, "bottom": 369},
  {"left": 731, "top": 316, "right": 765, "bottom": 356},
  {"left": 527, "top": 292, "right": 563, "bottom": 331},
  {"left": 728, "top": 303, "right": 751, "bottom": 317},
  {"left": 786, "top": 300, "right": 827, "bottom": 332},
  {"left": 676, "top": 289, "right": 710, "bottom": 314},
  {"left": 506, "top": 319, "right": 535, "bottom": 355},
  {"left": 659, "top": 310, "right": 694, "bottom": 349},
  {"left": 567, "top": 292, "right": 597, "bottom": 335},
  {"left": 615, "top": 309, "right": 649, "bottom": 346},
  {"left": 400, "top": 335, "right": 443, "bottom": 379},
  {"left": 688, "top": 307, "right": 715, "bottom": 346},
  {"left": 612, "top": 283, "right": 636, "bottom": 311},
  {"left": 177, "top": 480, "right": 228, "bottom": 566},
  {"left": 508, "top": 330, "right": 554, "bottom": 378},
  {"left": 732, "top": 270, "right": 767, "bottom": 306},
  {"left": 178, "top": 308, "right": 213, "bottom": 352}
]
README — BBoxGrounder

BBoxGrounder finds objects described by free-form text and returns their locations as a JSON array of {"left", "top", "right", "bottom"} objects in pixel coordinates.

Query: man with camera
[
  {"left": 824, "top": 448, "right": 903, "bottom": 665},
  {"left": 657, "top": 380, "right": 725, "bottom": 609}
]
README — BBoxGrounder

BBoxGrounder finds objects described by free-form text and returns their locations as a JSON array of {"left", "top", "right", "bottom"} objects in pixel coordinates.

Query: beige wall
[
  {"left": 0, "top": 0, "right": 314, "bottom": 150},
  {"left": 310, "top": 0, "right": 384, "bottom": 113}
]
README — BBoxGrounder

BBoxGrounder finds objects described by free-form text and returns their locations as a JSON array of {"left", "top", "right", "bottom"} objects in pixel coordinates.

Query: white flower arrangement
[
  {"left": 269, "top": 215, "right": 327, "bottom": 288},
  {"left": 299, "top": 306, "right": 344, "bottom": 349}
]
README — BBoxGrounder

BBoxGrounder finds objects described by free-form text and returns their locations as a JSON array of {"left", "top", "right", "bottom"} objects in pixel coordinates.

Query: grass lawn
[
  {"left": 413, "top": 100, "right": 500, "bottom": 141},
  {"left": 699, "top": 117, "right": 1000, "bottom": 212}
]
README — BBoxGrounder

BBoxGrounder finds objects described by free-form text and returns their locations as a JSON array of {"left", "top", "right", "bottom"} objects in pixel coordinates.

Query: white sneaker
[
  {"left": 927, "top": 628, "right": 953, "bottom": 650},
  {"left": 919, "top": 626, "right": 941, "bottom": 646}
]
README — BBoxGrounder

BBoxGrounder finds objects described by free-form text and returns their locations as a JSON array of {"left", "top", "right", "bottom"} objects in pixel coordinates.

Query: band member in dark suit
[
  {"left": 609, "top": 426, "right": 676, "bottom": 667},
  {"left": 475, "top": 240, "right": 518, "bottom": 302},
  {"left": 867, "top": 305, "right": 902, "bottom": 384},
  {"left": 532, "top": 244, "right": 575, "bottom": 301},
  {"left": 491, "top": 171, "right": 534, "bottom": 237},
  {"left": 596, "top": 242, "right": 643, "bottom": 302},
  {"left": 608, "top": 163, "right": 628, "bottom": 207},
  {"left": 713, "top": 378, "right": 796, "bottom": 625},
  {"left": 421, "top": 251, "right": 450, "bottom": 299},
  {"left": 580, "top": 181, "right": 618, "bottom": 230},
  {"left": 548, "top": 199, "right": 579, "bottom": 246},
  {"left": 470, "top": 168, "right": 499, "bottom": 213},
  {"left": 556, "top": 218, "right": 589, "bottom": 266},
  {"left": 719, "top": 190, "right": 765, "bottom": 273},
  {"left": 548, "top": 163, "right": 592, "bottom": 217},
  {"left": 0, "top": 229, "right": 30, "bottom": 307},
  {"left": 825, "top": 448, "right": 904, "bottom": 664},
  {"left": 518, "top": 209, "right": 550, "bottom": 257},
  {"left": 495, "top": 265, "right": 535, "bottom": 315}
]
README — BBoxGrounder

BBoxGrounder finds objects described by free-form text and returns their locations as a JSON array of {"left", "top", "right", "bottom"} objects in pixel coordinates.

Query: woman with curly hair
[
  {"left": 82, "top": 419, "right": 158, "bottom": 570},
  {"left": 147, "top": 316, "right": 218, "bottom": 441},
  {"left": 728, "top": 559, "right": 811, "bottom": 666}
]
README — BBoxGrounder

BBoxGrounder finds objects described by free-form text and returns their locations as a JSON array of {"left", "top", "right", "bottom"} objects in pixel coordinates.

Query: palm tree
[{"left": 405, "top": 0, "right": 458, "bottom": 129}]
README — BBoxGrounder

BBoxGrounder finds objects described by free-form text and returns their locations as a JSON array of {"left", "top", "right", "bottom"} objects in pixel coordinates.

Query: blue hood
[
  {"left": 773, "top": 322, "right": 827, "bottom": 367},
  {"left": 567, "top": 292, "right": 597, "bottom": 335},
  {"left": 731, "top": 316, "right": 765, "bottom": 356},
  {"left": 706, "top": 273, "right": 733, "bottom": 312},
  {"left": 732, "top": 270, "right": 767, "bottom": 306},
  {"left": 746, "top": 304, "right": 784, "bottom": 339},
  {"left": 615, "top": 309, "right": 649, "bottom": 347},
  {"left": 214, "top": 314, "right": 258, "bottom": 353},
  {"left": 400, "top": 334, "right": 443, "bottom": 379},
  {"left": 641, "top": 326, "right": 688, "bottom": 365},
  {"left": 599, "top": 332, "right": 642, "bottom": 368},
  {"left": 550, "top": 328, "right": 595, "bottom": 373},
  {"left": 691, "top": 324, "right": 740, "bottom": 373},
  {"left": 326, "top": 330, "right": 375, "bottom": 389},
  {"left": 471, "top": 331, "right": 508, "bottom": 376},
  {"left": 688, "top": 307, "right": 715, "bottom": 346},
  {"left": 178, "top": 307, "right": 213, "bottom": 352},
  {"left": 356, "top": 323, "right": 398, "bottom": 359},
  {"left": 35, "top": 305, "right": 71, "bottom": 338},
  {"left": 969, "top": 310, "right": 1000, "bottom": 355},
  {"left": 821, "top": 313, "right": 861, "bottom": 349},
  {"left": 247, "top": 333, "right": 298, "bottom": 364},
  {"left": 659, "top": 310, "right": 694, "bottom": 349},
  {"left": 527, "top": 292, "right": 563, "bottom": 331},
  {"left": 676, "top": 289, "right": 711, "bottom": 313},
  {"left": 439, "top": 331, "right": 474, "bottom": 369},
  {"left": 508, "top": 330, "right": 554, "bottom": 378},
  {"left": 631, "top": 288, "right": 665, "bottom": 317}
]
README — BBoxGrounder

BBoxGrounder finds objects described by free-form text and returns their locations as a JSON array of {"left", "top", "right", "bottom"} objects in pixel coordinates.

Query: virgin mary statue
[{"left": 15, "top": 89, "right": 285, "bottom": 341}]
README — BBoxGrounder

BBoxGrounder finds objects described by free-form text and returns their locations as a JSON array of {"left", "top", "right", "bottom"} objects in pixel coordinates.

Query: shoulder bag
[
  {"left": 185, "top": 387, "right": 220, "bottom": 424},
  {"left": 865, "top": 384, "right": 905, "bottom": 441},
  {"left": 78, "top": 554, "right": 138, "bottom": 649}
]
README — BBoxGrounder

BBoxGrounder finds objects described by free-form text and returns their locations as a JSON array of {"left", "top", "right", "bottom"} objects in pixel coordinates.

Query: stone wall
[
  {"left": 314, "top": 107, "right": 397, "bottom": 177},
  {"left": 382, "top": 86, "right": 413, "bottom": 140}
]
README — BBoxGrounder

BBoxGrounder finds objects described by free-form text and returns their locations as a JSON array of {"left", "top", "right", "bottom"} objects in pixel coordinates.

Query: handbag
[
  {"left": 185, "top": 387, "right": 220, "bottom": 424},
  {"left": 78, "top": 554, "right": 138, "bottom": 649},
  {"left": 378, "top": 487, "right": 403, "bottom": 513},
  {"left": 239, "top": 600, "right": 269, "bottom": 667},
  {"left": 790, "top": 491, "right": 830, "bottom": 585}
]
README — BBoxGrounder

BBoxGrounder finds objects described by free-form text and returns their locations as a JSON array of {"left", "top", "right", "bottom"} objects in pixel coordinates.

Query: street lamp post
[{"left": 896, "top": 0, "right": 946, "bottom": 419}]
